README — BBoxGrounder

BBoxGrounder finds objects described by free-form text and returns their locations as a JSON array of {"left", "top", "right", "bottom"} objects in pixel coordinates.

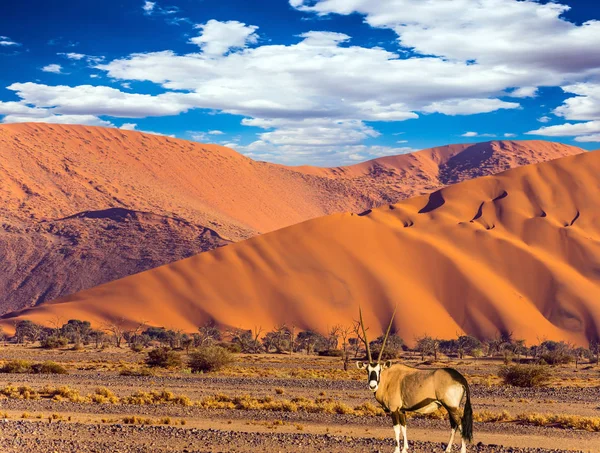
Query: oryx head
[{"left": 356, "top": 305, "right": 397, "bottom": 392}]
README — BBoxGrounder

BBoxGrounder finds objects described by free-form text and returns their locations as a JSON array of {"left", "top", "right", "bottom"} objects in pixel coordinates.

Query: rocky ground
[{"left": 0, "top": 346, "right": 597, "bottom": 452}]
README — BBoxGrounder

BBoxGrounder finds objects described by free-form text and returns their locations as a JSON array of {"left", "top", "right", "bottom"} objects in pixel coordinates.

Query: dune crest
[
  {"left": 0, "top": 123, "right": 584, "bottom": 313},
  {"left": 3, "top": 151, "right": 599, "bottom": 346}
]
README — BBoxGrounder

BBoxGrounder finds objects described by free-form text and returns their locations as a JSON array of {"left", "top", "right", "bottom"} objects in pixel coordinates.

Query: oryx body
[{"left": 356, "top": 307, "right": 473, "bottom": 453}]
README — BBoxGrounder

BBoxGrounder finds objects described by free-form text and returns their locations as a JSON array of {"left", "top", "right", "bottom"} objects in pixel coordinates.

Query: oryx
[{"left": 356, "top": 307, "right": 473, "bottom": 453}]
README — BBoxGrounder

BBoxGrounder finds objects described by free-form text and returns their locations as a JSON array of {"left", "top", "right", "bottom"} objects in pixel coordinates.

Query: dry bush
[
  {"left": 0, "top": 360, "right": 66, "bottom": 375},
  {"left": 90, "top": 387, "right": 119, "bottom": 404},
  {"left": 32, "top": 361, "right": 67, "bottom": 374},
  {"left": 145, "top": 348, "right": 183, "bottom": 369},
  {"left": 121, "top": 389, "right": 192, "bottom": 406},
  {"left": 40, "top": 336, "right": 68, "bottom": 349},
  {"left": 189, "top": 346, "right": 233, "bottom": 373},
  {"left": 498, "top": 364, "right": 552, "bottom": 387},
  {"left": 0, "top": 360, "right": 33, "bottom": 373}
]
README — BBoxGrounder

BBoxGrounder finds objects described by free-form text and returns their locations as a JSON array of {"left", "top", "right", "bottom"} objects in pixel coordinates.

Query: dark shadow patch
[
  {"left": 470, "top": 202, "right": 485, "bottom": 222},
  {"left": 539, "top": 210, "right": 547, "bottom": 218},
  {"left": 403, "top": 220, "right": 414, "bottom": 228},
  {"left": 358, "top": 209, "right": 372, "bottom": 217},
  {"left": 567, "top": 210, "right": 580, "bottom": 227},
  {"left": 419, "top": 191, "right": 445, "bottom": 214},
  {"left": 388, "top": 205, "right": 396, "bottom": 210},
  {"left": 493, "top": 190, "right": 508, "bottom": 202}
]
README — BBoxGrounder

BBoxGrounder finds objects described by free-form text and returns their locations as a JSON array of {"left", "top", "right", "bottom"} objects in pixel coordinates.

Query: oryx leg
[
  {"left": 443, "top": 405, "right": 461, "bottom": 452},
  {"left": 391, "top": 411, "right": 401, "bottom": 453},
  {"left": 399, "top": 411, "right": 408, "bottom": 453},
  {"left": 391, "top": 411, "right": 408, "bottom": 453}
]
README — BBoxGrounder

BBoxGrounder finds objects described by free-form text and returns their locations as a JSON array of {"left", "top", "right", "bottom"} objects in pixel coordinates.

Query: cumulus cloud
[
  {"left": 291, "top": 0, "right": 600, "bottom": 74},
  {"left": 554, "top": 83, "right": 600, "bottom": 121},
  {"left": 574, "top": 134, "right": 600, "bottom": 143},
  {"left": 527, "top": 120, "right": 600, "bottom": 138},
  {"left": 41, "top": 64, "right": 63, "bottom": 74},
  {"left": 6, "top": 82, "right": 193, "bottom": 118},
  {"left": 537, "top": 116, "right": 551, "bottom": 123},
  {"left": 190, "top": 20, "right": 259, "bottom": 56}
]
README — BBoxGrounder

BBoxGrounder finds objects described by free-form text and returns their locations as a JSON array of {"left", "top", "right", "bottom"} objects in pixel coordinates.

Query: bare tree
[
  {"left": 103, "top": 317, "right": 127, "bottom": 348},
  {"left": 339, "top": 325, "right": 353, "bottom": 371}
]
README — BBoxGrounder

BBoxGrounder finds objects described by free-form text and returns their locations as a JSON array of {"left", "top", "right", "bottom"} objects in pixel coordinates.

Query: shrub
[
  {"left": 499, "top": 364, "right": 552, "bottom": 387},
  {"left": 145, "top": 347, "right": 183, "bottom": 369},
  {"left": 40, "top": 336, "right": 68, "bottom": 349},
  {"left": 31, "top": 361, "right": 67, "bottom": 374},
  {"left": 0, "top": 360, "right": 32, "bottom": 373},
  {"left": 189, "top": 346, "right": 233, "bottom": 373}
]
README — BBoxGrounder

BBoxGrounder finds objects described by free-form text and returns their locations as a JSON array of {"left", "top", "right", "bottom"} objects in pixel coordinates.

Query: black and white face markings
[{"left": 356, "top": 362, "right": 383, "bottom": 391}]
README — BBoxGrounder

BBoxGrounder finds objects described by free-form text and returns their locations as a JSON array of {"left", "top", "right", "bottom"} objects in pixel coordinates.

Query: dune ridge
[
  {"left": 0, "top": 123, "right": 585, "bottom": 313},
  {"left": 3, "top": 150, "right": 599, "bottom": 346}
]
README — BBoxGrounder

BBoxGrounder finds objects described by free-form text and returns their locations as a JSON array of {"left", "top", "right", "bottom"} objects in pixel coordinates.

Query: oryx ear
[
  {"left": 356, "top": 361, "right": 367, "bottom": 370},
  {"left": 382, "top": 360, "right": 392, "bottom": 369}
]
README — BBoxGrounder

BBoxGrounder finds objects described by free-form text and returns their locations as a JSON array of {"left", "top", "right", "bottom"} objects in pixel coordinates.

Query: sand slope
[
  {"left": 0, "top": 123, "right": 584, "bottom": 313},
  {"left": 4, "top": 151, "right": 599, "bottom": 345}
]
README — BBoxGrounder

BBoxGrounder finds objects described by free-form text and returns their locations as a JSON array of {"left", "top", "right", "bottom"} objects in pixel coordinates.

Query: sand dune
[
  {"left": 0, "top": 123, "right": 584, "bottom": 313},
  {"left": 3, "top": 150, "right": 599, "bottom": 346}
]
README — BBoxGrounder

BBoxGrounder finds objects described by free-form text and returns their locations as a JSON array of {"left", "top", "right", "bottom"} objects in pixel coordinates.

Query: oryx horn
[
  {"left": 377, "top": 305, "right": 397, "bottom": 363},
  {"left": 358, "top": 305, "right": 372, "bottom": 363}
]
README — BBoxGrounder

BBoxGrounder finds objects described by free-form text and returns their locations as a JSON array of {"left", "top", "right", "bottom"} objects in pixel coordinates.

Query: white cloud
[
  {"left": 142, "top": 1, "right": 156, "bottom": 14},
  {"left": 508, "top": 87, "right": 538, "bottom": 98},
  {"left": 119, "top": 121, "right": 174, "bottom": 137},
  {"left": 504, "top": 133, "right": 516, "bottom": 137},
  {"left": 190, "top": 20, "right": 259, "bottom": 56},
  {"left": 59, "top": 52, "right": 85, "bottom": 60},
  {"left": 1, "top": 112, "right": 112, "bottom": 127},
  {"left": 461, "top": 131, "right": 496, "bottom": 138},
  {"left": 58, "top": 52, "right": 105, "bottom": 64},
  {"left": 291, "top": 0, "right": 600, "bottom": 76},
  {"left": 121, "top": 82, "right": 132, "bottom": 89},
  {"left": 247, "top": 118, "right": 380, "bottom": 147},
  {"left": 554, "top": 83, "right": 600, "bottom": 121},
  {"left": 208, "top": 130, "right": 224, "bottom": 135},
  {"left": 41, "top": 64, "right": 63, "bottom": 74},
  {"left": 6, "top": 82, "right": 193, "bottom": 118},
  {"left": 423, "top": 98, "right": 519, "bottom": 116},
  {"left": 527, "top": 121, "right": 600, "bottom": 137},
  {"left": 537, "top": 116, "right": 551, "bottom": 123},
  {"left": 0, "top": 36, "right": 20, "bottom": 47},
  {"left": 574, "top": 134, "right": 600, "bottom": 143}
]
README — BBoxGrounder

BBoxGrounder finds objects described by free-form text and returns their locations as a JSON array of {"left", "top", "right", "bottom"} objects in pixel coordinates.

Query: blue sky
[{"left": 1, "top": 0, "right": 600, "bottom": 165}]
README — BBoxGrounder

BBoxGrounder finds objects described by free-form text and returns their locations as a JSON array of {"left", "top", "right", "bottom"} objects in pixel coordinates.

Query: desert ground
[{"left": 0, "top": 345, "right": 597, "bottom": 453}]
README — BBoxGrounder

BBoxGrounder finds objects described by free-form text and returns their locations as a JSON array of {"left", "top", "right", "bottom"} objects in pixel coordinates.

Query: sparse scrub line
[{"left": 1, "top": 387, "right": 597, "bottom": 432}]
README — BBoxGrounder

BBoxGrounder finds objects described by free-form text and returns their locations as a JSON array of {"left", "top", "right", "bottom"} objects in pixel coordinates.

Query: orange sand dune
[
  {"left": 4, "top": 151, "right": 599, "bottom": 345},
  {"left": 0, "top": 123, "right": 584, "bottom": 314}
]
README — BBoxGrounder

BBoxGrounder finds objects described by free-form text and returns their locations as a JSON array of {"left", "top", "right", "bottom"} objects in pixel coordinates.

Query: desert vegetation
[{"left": 0, "top": 319, "right": 598, "bottom": 452}]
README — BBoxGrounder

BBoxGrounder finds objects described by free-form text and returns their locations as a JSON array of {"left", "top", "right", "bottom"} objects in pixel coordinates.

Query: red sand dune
[
  {"left": 0, "top": 123, "right": 584, "bottom": 314},
  {"left": 3, "top": 151, "right": 599, "bottom": 346}
]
